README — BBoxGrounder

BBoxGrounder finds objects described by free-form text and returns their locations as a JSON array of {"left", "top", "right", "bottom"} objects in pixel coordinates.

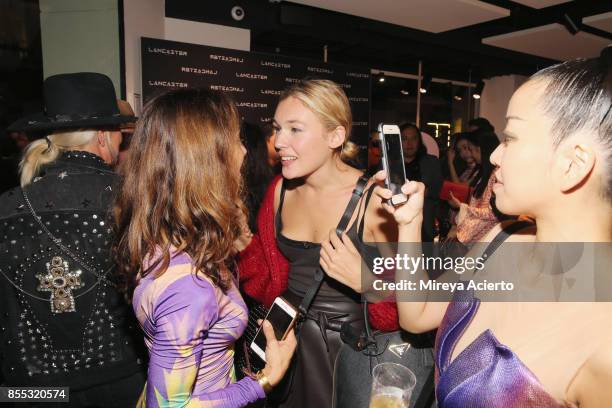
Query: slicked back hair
[{"left": 531, "top": 49, "right": 612, "bottom": 201}]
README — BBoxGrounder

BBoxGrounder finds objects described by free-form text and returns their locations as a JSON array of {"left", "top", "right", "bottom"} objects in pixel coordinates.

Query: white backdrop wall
[
  {"left": 479, "top": 74, "right": 528, "bottom": 138},
  {"left": 123, "top": 1, "right": 250, "bottom": 114},
  {"left": 123, "top": 0, "right": 164, "bottom": 114}
]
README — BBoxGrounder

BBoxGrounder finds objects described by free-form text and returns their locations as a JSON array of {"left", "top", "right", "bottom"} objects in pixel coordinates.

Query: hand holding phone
[
  {"left": 372, "top": 170, "right": 426, "bottom": 227},
  {"left": 378, "top": 123, "right": 408, "bottom": 206},
  {"left": 256, "top": 320, "right": 297, "bottom": 387},
  {"left": 250, "top": 297, "right": 298, "bottom": 363}
]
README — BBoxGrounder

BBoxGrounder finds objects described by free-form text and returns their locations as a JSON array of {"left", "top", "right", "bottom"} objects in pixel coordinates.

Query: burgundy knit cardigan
[{"left": 238, "top": 175, "right": 400, "bottom": 332}]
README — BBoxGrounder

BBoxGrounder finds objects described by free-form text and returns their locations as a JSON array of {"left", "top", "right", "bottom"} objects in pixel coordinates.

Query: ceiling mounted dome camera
[{"left": 231, "top": 5, "right": 245, "bottom": 21}]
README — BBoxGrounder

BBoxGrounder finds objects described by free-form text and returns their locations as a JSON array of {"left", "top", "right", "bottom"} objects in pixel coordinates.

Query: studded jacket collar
[{"left": 0, "top": 151, "right": 145, "bottom": 389}]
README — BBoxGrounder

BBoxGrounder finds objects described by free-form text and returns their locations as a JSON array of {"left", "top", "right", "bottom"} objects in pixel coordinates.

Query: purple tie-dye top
[
  {"left": 435, "top": 289, "right": 566, "bottom": 408},
  {"left": 132, "top": 252, "right": 265, "bottom": 407}
]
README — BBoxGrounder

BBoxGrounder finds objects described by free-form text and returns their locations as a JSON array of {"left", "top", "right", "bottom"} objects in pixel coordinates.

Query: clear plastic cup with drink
[{"left": 369, "top": 362, "right": 417, "bottom": 408}]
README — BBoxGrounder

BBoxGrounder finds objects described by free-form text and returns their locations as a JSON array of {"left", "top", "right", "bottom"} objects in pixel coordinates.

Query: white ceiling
[
  {"left": 583, "top": 11, "right": 612, "bottom": 34},
  {"left": 509, "top": 0, "right": 571, "bottom": 9},
  {"left": 290, "top": 0, "right": 509, "bottom": 33},
  {"left": 483, "top": 23, "right": 611, "bottom": 60}
]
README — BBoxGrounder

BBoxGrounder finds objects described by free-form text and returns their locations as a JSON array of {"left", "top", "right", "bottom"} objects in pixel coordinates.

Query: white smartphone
[
  {"left": 378, "top": 123, "right": 408, "bottom": 206},
  {"left": 250, "top": 296, "right": 298, "bottom": 362}
]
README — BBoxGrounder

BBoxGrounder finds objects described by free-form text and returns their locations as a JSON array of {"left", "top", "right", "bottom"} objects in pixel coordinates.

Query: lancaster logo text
[
  {"left": 181, "top": 67, "right": 218, "bottom": 75},
  {"left": 261, "top": 89, "right": 281, "bottom": 95},
  {"left": 307, "top": 66, "right": 334, "bottom": 74},
  {"left": 261, "top": 61, "right": 291, "bottom": 69},
  {"left": 210, "top": 85, "right": 244, "bottom": 93},
  {"left": 148, "top": 80, "right": 188, "bottom": 88},
  {"left": 236, "top": 102, "right": 268, "bottom": 108},
  {"left": 147, "top": 47, "right": 187, "bottom": 56},
  {"left": 236, "top": 73, "right": 268, "bottom": 80},
  {"left": 209, "top": 54, "right": 244, "bottom": 63}
]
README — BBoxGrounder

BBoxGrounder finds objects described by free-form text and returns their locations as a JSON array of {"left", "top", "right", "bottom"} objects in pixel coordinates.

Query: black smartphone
[{"left": 378, "top": 123, "right": 408, "bottom": 206}]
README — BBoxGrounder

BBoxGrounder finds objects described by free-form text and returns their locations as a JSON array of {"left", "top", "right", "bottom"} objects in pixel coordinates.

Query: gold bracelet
[{"left": 255, "top": 371, "right": 274, "bottom": 394}]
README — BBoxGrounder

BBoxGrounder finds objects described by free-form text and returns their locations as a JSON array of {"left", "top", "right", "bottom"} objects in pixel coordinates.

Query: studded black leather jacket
[{"left": 0, "top": 151, "right": 145, "bottom": 390}]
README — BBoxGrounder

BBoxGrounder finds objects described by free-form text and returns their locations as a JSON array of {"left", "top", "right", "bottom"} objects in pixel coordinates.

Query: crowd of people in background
[{"left": 0, "top": 47, "right": 610, "bottom": 408}]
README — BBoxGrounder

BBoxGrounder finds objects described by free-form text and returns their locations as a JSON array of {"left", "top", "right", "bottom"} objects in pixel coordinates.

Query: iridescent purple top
[
  {"left": 435, "top": 289, "right": 565, "bottom": 408},
  {"left": 133, "top": 252, "right": 265, "bottom": 407}
]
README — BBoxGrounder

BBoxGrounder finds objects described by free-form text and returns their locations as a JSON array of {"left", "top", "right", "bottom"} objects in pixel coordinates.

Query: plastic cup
[{"left": 369, "top": 362, "right": 417, "bottom": 408}]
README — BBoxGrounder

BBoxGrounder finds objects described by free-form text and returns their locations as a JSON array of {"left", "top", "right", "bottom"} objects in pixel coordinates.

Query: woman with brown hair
[{"left": 113, "top": 88, "right": 296, "bottom": 407}]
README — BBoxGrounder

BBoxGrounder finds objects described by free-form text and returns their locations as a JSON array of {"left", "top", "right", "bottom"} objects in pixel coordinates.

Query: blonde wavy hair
[
  {"left": 113, "top": 88, "right": 245, "bottom": 294},
  {"left": 19, "top": 130, "right": 98, "bottom": 186},
  {"left": 279, "top": 79, "right": 359, "bottom": 163}
]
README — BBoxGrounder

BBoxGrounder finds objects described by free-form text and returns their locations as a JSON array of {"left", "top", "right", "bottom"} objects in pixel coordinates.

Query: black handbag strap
[
  {"left": 297, "top": 175, "right": 370, "bottom": 317},
  {"left": 413, "top": 367, "right": 436, "bottom": 408},
  {"left": 479, "top": 220, "right": 533, "bottom": 260}
]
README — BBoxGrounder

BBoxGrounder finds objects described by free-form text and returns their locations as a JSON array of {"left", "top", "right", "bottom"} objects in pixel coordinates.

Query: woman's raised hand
[
  {"left": 447, "top": 147, "right": 456, "bottom": 164},
  {"left": 320, "top": 230, "right": 364, "bottom": 293},
  {"left": 373, "top": 170, "right": 425, "bottom": 227}
]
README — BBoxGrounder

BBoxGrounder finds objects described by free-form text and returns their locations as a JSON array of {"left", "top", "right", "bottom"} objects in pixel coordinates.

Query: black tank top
[{"left": 275, "top": 178, "right": 379, "bottom": 303}]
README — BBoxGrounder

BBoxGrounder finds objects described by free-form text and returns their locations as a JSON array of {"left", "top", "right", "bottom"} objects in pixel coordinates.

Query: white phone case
[
  {"left": 250, "top": 297, "right": 298, "bottom": 362},
  {"left": 377, "top": 123, "right": 408, "bottom": 206}
]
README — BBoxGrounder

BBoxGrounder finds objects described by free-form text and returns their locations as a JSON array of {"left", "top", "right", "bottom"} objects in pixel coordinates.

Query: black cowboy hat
[{"left": 7, "top": 72, "right": 135, "bottom": 132}]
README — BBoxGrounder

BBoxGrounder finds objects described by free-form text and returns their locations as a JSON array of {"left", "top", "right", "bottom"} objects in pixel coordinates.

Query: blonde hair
[
  {"left": 19, "top": 130, "right": 98, "bottom": 186},
  {"left": 280, "top": 79, "right": 359, "bottom": 163}
]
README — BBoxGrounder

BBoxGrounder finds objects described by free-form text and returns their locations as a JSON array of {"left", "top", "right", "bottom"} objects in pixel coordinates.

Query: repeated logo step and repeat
[{"left": 141, "top": 37, "right": 371, "bottom": 156}]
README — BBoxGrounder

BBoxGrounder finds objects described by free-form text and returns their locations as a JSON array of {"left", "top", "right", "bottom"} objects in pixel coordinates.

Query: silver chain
[
  {"left": 0, "top": 265, "right": 107, "bottom": 302},
  {"left": 21, "top": 187, "right": 115, "bottom": 286}
]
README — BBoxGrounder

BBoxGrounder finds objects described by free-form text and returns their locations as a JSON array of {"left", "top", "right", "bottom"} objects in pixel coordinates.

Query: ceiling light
[
  {"left": 420, "top": 74, "right": 432, "bottom": 94},
  {"left": 473, "top": 81, "right": 484, "bottom": 99},
  {"left": 453, "top": 86, "right": 463, "bottom": 101},
  {"left": 400, "top": 89, "right": 409, "bottom": 95}
]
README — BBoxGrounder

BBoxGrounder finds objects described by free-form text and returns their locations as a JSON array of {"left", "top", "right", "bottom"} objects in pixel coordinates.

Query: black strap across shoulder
[
  {"left": 297, "top": 175, "right": 370, "bottom": 317},
  {"left": 357, "top": 185, "right": 377, "bottom": 240},
  {"left": 480, "top": 220, "right": 534, "bottom": 261}
]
